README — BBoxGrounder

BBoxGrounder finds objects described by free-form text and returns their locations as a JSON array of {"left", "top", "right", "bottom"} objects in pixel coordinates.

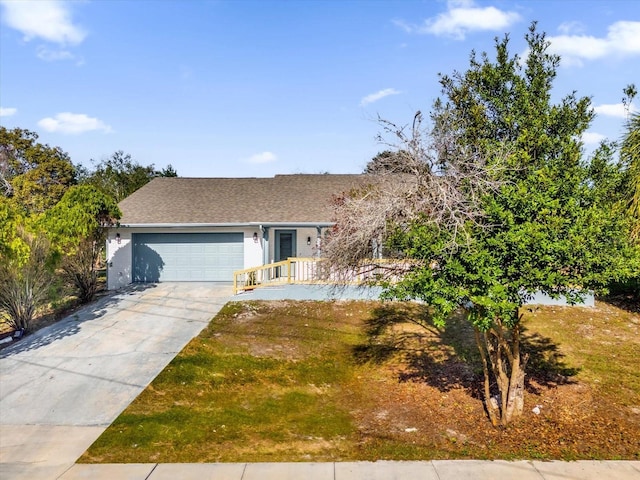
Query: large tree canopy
[
  {"left": 326, "top": 23, "right": 639, "bottom": 427},
  {"left": 80, "top": 150, "right": 177, "bottom": 202},
  {"left": 0, "top": 127, "right": 76, "bottom": 213},
  {"left": 622, "top": 111, "right": 640, "bottom": 240}
]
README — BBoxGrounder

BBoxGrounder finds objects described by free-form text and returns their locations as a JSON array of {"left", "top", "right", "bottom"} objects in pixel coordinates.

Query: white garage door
[{"left": 132, "top": 233, "right": 244, "bottom": 282}]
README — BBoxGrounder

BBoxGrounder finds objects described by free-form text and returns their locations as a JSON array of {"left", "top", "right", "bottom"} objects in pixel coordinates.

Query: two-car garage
[
  {"left": 132, "top": 233, "right": 244, "bottom": 282},
  {"left": 107, "top": 175, "right": 366, "bottom": 290}
]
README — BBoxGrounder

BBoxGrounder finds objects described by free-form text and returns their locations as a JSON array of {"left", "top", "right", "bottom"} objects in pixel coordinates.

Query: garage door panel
[{"left": 133, "top": 233, "right": 243, "bottom": 282}]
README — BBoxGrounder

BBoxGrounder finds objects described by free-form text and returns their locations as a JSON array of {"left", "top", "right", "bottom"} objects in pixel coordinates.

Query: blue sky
[{"left": 1, "top": 0, "right": 639, "bottom": 177}]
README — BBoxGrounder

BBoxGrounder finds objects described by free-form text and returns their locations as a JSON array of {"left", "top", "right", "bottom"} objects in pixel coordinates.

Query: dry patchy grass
[{"left": 81, "top": 299, "right": 640, "bottom": 462}]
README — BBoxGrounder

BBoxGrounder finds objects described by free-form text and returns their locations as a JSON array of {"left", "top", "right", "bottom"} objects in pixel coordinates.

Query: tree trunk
[
  {"left": 504, "top": 321, "right": 528, "bottom": 423},
  {"left": 474, "top": 310, "right": 527, "bottom": 427},
  {"left": 475, "top": 327, "right": 500, "bottom": 427},
  {"left": 504, "top": 360, "right": 526, "bottom": 423}
]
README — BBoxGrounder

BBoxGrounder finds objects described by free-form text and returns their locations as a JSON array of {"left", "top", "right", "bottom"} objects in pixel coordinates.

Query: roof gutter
[
  {"left": 249, "top": 222, "right": 334, "bottom": 228},
  {"left": 116, "top": 222, "right": 335, "bottom": 228}
]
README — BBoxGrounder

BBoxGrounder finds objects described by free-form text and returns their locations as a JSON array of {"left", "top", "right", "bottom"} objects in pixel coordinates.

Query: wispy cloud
[
  {"left": 0, "top": 0, "right": 86, "bottom": 45},
  {"left": 246, "top": 151, "right": 277, "bottom": 164},
  {"left": 395, "top": 0, "right": 520, "bottom": 40},
  {"left": 36, "top": 45, "right": 79, "bottom": 62},
  {"left": 360, "top": 88, "right": 401, "bottom": 107},
  {"left": 0, "top": 107, "right": 17, "bottom": 117},
  {"left": 548, "top": 21, "right": 640, "bottom": 66},
  {"left": 37, "top": 113, "right": 112, "bottom": 134},
  {"left": 557, "top": 21, "right": 585, "bottom": 36},
  {"left": 582, "top": 132, "right": 607, "bottom": 145},
  {"left": 594, "top": 102, "right": 637, "bottom": 119},
  {"left": 392, "top": 19, "right": 414, "bottom": 34}
]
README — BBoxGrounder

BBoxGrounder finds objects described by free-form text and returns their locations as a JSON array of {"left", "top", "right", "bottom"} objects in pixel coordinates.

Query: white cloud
[
  {"left": 398, "top": 0, "right": 521, "bottom": 40},
  {"left": 392, "top": 19, "right": 413, "bottom": 34},
  {"left": 360, "top": 88, "right": 401, "bottom": 107},
  {"left": 246, "top": 151, "right": 277, "bottom": 164},
  {"left": 0, "top": 107, "right": 17, "bottom": 117},
  {"left": 0, "top": 0, "right": 86, "bottom": 45},
  {"left": 594, "top": 102, "right": 638, "bottom": 119},
  {"left": 557, "top": 21, "right": 585, "bottom": 35},
  {"left": 582, "top": 132, "right": 607, "bottom": 145},
  {"left": 37, "top": 113, "right": 112, "bottom": 134},
  {"left": 36, "top": 46, "right": 75, "bottom": 62},
  {"left": 548, "top": 21, "right": 640, "bottom": 66}
]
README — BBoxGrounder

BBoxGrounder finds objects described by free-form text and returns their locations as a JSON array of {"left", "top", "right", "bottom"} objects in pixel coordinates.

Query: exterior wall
[
  {"left": 523, "top": 290, "right": 595, "bottom": 307},
  {"left": 106, "top": 230, "right": 133, "bottom": 290},
  {"left": 244, "top": 228, "right": 263, "bottom": 270},
  {"left": 266, "top": 227, "right": 320, "bottom": 263},
  {"left": 106, "top": 227, "right": 263, "bottom": 290},
  {"left": 296, "top": 227, "right": 321, "bottom": 259},
  {"left": 106, "top": 226, "right": 326, "bottom": 290}
]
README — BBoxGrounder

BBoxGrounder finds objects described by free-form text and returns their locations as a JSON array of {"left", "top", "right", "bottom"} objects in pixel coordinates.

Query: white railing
[
  {"left": 233, "top": 257, "right": 409, "bottom": 294},
  {"left": 233, "top": 257, "right": 315, "bottom": 294}
]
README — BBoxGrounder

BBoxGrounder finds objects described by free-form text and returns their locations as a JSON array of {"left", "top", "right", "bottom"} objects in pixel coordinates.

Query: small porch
[
  {"left": 232, "top": 257, "right": 395, "bottom": 295},
  {"left": 233, "top": 283, "right": 384, "bottom": 301}
]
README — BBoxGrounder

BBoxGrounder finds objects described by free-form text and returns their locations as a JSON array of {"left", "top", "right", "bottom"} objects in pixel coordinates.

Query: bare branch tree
[{"left": 322, "top": 111, "right": 506, "bottom": 282}]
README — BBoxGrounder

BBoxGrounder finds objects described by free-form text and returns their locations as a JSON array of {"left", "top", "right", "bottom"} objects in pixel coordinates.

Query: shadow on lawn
[{"left": 352, "top": 303, "right": 580, "bottom": 399}]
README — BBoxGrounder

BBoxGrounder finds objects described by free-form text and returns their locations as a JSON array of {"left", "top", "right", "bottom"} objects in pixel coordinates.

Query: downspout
[
  {"left": 261, "top": 226, "right": 270, "bottom": 265},
  {"left": 316, "top": 226, "right": 322, "bottom": 257}
]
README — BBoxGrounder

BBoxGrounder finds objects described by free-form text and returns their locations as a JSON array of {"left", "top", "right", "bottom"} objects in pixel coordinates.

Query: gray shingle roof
[{"left": 118, "top": 174, "right": 366, "bottom": 225}]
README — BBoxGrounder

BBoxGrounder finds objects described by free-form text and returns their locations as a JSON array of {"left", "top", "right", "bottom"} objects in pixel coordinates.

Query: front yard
[{"left": 81, "top": 299, "right": 640, "bottom": 462}]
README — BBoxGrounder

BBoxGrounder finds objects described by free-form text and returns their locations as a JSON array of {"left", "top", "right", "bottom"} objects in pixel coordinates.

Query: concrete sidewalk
[{"left": 56, "top": 460, "right": 640, "bottom": 480}]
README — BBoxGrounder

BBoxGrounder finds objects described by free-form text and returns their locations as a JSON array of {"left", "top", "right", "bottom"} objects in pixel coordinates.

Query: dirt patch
[
  {"left": 83, "top": 299, "right": 640, "bottom": 462},
  {"left": 270, "top": 300, "right": 635, "bottom": 459},
  {"left": 344, "top": 300, "right": 640, "bottom": 459}
]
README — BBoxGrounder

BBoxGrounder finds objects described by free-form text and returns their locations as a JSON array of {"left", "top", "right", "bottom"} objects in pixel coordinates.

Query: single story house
[{"left": 106, "top": 174, "right": 365, "bottom": 290}]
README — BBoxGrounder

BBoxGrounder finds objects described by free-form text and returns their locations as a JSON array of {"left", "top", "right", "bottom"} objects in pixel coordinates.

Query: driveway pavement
[{"left": 0, "top": 283, "right": 232, "bottom": 480}]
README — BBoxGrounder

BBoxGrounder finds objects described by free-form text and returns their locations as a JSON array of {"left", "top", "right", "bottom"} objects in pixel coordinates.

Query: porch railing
[
  {"left": 233, "top": 257, "right": 319, "bottom": 294},
  {"left": 233, "top": 257, "right": 405, "bottom": 294}
]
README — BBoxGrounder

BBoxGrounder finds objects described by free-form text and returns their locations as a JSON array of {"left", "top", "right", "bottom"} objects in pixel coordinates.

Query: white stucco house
[{"left": 106, "top": 174, "right": 365, "bottom": 290}]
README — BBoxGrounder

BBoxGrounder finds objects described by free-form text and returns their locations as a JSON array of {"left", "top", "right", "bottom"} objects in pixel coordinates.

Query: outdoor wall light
[
  {"left": 116, "top": 233, "right": 121, "bottom": 244},
  {"left": 253, "top": 232, "right": 259, "bottom": 243},
  {"left": 307, "top": 236, "right": 311, "bottom": 245}
]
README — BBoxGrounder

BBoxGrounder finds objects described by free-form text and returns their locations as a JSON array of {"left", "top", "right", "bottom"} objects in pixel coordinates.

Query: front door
[{"left": 275, "top": 230, "right": 296, "bottom": 262}]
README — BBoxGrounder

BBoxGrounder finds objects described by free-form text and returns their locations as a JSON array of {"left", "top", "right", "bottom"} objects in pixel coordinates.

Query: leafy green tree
[
  {"left": 158, "top": 164, "right": 178, "bottom": 177},
  {"left": 327, "top": 23, "right": 639, "bottom": 427},
  {"left": 0, "top": 198, "right": 57, "bottom": 331},
  {"left": 0, "top": 198, "right": 27, "bottom": 261},
  {"left": 409, "top": 25, "right": 637, "bottom": 426},
  {"left": 44, "top": 185, "right": 120, "bottom": 303},
  {"left": 621, "top": 111, "right": 640, "bottom": 240},
  {"left": 0, "top": 127, "right": 76, "bottom": 213},
  {"left": 83, "top": 150, "right": 177, "bottom": 202}
]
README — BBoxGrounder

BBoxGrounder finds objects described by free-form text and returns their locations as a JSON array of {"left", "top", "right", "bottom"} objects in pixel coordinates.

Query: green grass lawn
[
  {"left": 81, "top": 299, "right": 640, "bottom": 463},
  {"left": 84, "top": 301, "right": 379, "bottom": 462}
]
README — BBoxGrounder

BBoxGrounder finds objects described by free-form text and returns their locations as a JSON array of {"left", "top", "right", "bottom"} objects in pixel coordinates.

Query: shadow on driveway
[{"left": 1, "top": 284, "right": 160, "bottom": 359}]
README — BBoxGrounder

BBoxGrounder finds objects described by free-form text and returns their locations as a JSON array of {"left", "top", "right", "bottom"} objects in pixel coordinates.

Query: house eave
[{"left": 115, "top": 222, "right": 335, "bottom": 229}]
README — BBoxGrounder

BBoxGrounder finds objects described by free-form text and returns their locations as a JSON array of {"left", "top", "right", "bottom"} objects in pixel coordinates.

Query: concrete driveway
[{"left": 0, "top": 283, "right": 231, "bottom": 480}]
